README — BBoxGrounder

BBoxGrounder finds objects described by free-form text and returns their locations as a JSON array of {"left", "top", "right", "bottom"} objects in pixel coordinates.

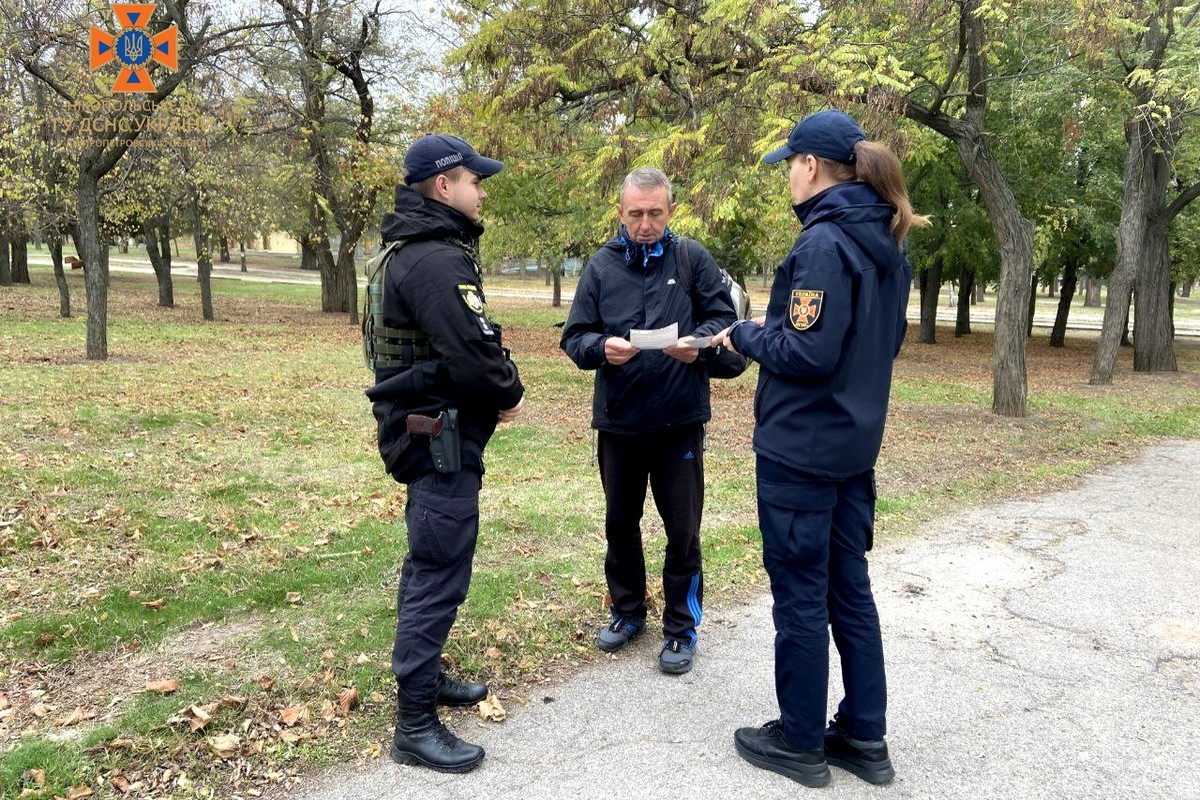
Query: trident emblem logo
[{"left": 89, "top": 3, "right": 178, "bottom": 93}]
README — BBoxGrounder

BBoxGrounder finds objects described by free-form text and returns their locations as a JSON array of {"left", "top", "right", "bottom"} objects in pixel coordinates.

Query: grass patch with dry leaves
[{"left": 1, "top": 267, "right": 1198, "bottom": 799}]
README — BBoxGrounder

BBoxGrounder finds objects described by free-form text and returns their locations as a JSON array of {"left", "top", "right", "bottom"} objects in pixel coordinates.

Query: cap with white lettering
[{"left": 403, "top": 134, "right": 504, "bottom": 185}]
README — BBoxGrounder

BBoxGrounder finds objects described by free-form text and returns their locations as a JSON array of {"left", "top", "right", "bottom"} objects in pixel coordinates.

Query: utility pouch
[{"left": 427, "top": 409, "right": 462, "bottom": 474}]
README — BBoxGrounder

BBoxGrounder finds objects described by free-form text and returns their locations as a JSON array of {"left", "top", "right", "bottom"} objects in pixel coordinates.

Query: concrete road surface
[{"left": 276, "top": 441, "right": 1200, "bottom": 800}]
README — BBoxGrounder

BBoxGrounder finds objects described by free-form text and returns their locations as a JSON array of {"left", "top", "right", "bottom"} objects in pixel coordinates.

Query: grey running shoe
[
  {"left": 658, "top": 638, "right": 696, "bottom": 674},
  {"left": 595, "top": 615, "right": 645, "bottom": 652}
]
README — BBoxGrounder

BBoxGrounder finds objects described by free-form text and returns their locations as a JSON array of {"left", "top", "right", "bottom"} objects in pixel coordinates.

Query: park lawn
[{"left": 1, "top": 267, "right": 1199, "bottom": 799}]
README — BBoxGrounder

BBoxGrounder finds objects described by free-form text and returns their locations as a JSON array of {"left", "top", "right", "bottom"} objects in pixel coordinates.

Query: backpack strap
[{"left": 674, "top": 236, "right": 701, "bottom": 322}]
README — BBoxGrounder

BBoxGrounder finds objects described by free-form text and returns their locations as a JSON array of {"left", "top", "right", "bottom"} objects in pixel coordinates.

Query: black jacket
[
  {"left": 365, "top": 187, "right": 524, "bottom": 482},
  {"left": 561, "top": 235, "right": 737, "bottom": 435},
  {"left": 730, "top": 181, "right": 911, "bottom": 478}
]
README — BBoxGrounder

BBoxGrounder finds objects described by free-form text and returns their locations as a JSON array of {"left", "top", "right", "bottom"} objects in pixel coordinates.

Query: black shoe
[
  {"left": 734, "top": 719, "right": 830, "bottom": 788},
  {"left": 437, "top": 672, "right": 488, "bottom": 707},
  {"left": 390, "top": 700, "right": 485, "bottom": 773},
  {"left": 824, "top": 719, "right": 894, "bottom": 785}
]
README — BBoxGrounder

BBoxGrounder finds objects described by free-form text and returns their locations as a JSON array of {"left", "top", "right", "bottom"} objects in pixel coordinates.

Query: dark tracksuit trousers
[
  {"left": 756, "top": 455, "right": 887, "bottom": 750},
  {"left": 392, "top": 469, "right": 481, "bottom": 706},
  {"left": 598, "top": 424, "right": 705, "bottom": 645}
]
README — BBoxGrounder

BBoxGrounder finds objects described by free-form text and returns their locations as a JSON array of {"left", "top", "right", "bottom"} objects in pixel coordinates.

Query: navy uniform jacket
[
  {"left": 561, "top": 236, "right": 737, "bottom": 435},
  {"left": 366, "top": 187, "right": 524, "bottom": 482},
  {"left": 730, "top": 182, "right": 911, "bottom": 479}
]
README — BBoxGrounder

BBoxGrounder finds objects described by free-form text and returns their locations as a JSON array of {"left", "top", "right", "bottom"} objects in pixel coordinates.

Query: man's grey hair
[{"left": 620, "top": 167, "right": 674, "bottom": 205}]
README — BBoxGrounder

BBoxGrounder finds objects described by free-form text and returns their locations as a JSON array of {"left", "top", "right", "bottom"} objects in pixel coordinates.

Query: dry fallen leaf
[
  {"left": 60, "top": 706, "right": 98, "bottom": 727},
  {"left": 279, "top": 729, "right": 304, "bottom": 744},
  {"left": 142, "top": 598, "right": 166, "bottom": 611},
  {"left": 174, "top": 704, "right": 213, "bottom": 732},
  {"left": 257, "top": 676, "right": 275, "bottom": 690},
  {"left": 477, "top": 693, "right": 506, "bottom": 723},
  {"left": 0, "top": 690, "right": 8, "bottom": 710},
  {"left": 484, "top": 646, "right": 503, "bottom": 660},
  {"left": 29, "top": 768, "right": 47, "bottom": 785},
  {"left": 67, "top": 786, "right": 93, "bottom": 799},
  {"left": 354, "top": 653, "right": 371, "bottom": 666},
  {"left": 285, "top": 591, "right": 302, "bottom": 604},
  {"left": 144, "top": 679, "right": 181, "bottom": 695},
  {"left": 111, "top": 774, "right": 131, "bottom": 793},
  {"left": 208, "top": 733, "right": 241, "bottom": 759},
  {"left": 337, "top": 687, "right": 360, "bottom": 716},
  {"left": 30, "top": 703, "right": 50, "bottom": 718},
  {"left": 279, "top": 705, "right": 308, "bottom": 727}
]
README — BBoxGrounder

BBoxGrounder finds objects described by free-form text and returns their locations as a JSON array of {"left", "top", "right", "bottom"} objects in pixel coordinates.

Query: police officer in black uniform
[
  {"left": 365, "top": 134, "right": 524, "bottom": 773},
  {"left": 714, "top": 111, "right": 925, "bottom": 788}
]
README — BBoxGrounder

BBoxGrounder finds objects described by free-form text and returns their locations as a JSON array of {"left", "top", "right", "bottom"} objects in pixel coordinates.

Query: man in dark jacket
[
  {"left": 561, "top": 167, "right": 737, "bottom": 675},
  {"left": 365, "top": 134, "right": 524, "bottom": 774}
]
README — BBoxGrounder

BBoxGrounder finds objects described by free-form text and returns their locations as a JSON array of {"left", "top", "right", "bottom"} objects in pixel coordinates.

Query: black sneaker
[
  {"left": 595, "top": 615, "right": 645, "bottom": 652},
  {"left": 734, "top": 719, "right": 831, "bottom": 788},
  {"left": 824, "top": 719, "right": 895, "bottom": 785}
]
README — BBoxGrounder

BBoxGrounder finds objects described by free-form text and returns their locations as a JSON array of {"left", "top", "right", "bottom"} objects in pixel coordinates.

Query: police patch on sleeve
[
  {"left": 458, "top": 284, "right": 486, "bottom": 315},
  {"left": 458, "top": 283, "right": 495, "bottom": 337},
  {"left": 789, "top": 289, "right": 824, "bottom": 331}
]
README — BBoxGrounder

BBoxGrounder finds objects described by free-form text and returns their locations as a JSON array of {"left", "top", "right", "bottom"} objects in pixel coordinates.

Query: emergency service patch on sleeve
[
  {"left": 789, "top": 289, "right": 824, "bottom": 331},
  {"left": 458, "top": 284, "right": 486, "bottom": 316}
]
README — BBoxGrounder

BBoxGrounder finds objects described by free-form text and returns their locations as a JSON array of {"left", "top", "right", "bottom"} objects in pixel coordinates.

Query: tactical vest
[{"left": 361, "top": 240, "right": 432, "bottom": 371}]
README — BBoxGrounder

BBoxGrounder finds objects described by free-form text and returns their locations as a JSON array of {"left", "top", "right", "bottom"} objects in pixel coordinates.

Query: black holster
[{"left": 429, "top": 409, "right": 462, "bottom": 474}]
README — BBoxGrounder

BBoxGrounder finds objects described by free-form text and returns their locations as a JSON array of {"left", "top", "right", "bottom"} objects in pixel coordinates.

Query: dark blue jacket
[
  {"left": 730, "top": 182, "right": 911, "bottom": 478},
  {"left": 561, "top": 235, "right": 737, "bottom": 435}
]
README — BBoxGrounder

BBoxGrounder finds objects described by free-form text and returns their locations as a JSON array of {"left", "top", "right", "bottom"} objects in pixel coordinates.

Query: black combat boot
[
  {"left": 436, "top": 672, "right": 488, "bottom": 707},
  {"left": 390, "top": 699, "right": 485, "bottom": 773}
]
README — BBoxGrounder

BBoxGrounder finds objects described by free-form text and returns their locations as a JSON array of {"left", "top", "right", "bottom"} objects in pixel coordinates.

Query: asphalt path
[
  {"left": 275, "top": 441, "right": 1200, "bottom": 800},
  {"left": 27, "top": 253, "right": 1200, "bottom": 337}
]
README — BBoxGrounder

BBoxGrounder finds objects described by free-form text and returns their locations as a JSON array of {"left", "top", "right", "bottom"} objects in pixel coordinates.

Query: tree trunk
[
  {"left": 552, "top": 268, "right": 562, "bottom": 308},
  {"left": 918, "top": 260, "right": 942, "bottom": 345},
  {"left": 1050, "top": 259, "right": 1077, "bottom": 348},
  {"left": 78, "top": 170, "right": 109, "bottom": 360},
  {"left": 301, "top": 241, "right": 316, "bottom": 271},
  {"left": 1180, "top": 278, "right": 1192, "bottom": 298},
  {"left": 1133, "top": 216, "right": 1176, "bottom": 371},
  {"left": 240, "top": 240, "right": 247, "bottom": 273},
  {"left": 955, "top": 268, "right": 973, "bottom": 337},
  {"left": 191, "top": 190, "right": 214, "bottom": 321},
  {"left": 1084, "top": 274, "right": 1101, "bottom": 307},
  {"left": 1026, "top": 273, "right": 1038, "bottom": 339},
  {"left": 144, "top": 216, "right": 174, "bottom": 307},
  {"left": 956, "top": 140, "right": 1032, "bottom": 416},
  {"left": 262, "top": 233, "right": 270, "bottom": 250},
  {"left": 335, "top": 239, "right": 358, "bottom": 323},
  {"left": 116, "top": 238, "right": 129, "bottom": 254},
  {"left": 1093, "top": 113, "right": 1175, "bottom": 383},
  {"left": 219, "top": 236, "right": 231, "bottom": 263},
  {"left": 0, "top": 236, "right": 11, "bottom": 285},
  {"left": 48, "top": 232, "right": 70, "bottom": 317},
  {"left": 973, "top": 280, "right": 982, "bottom": 304},
  {"left": 11, "top": 228, "right": 29, "bottom": 284}
]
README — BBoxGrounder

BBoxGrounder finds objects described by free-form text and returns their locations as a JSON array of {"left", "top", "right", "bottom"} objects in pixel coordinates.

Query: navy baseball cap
[
  {"left": 762, "top": 110, "right": 866, "bottom": 165},
  {"left": 403, "top": 134, "right": 504, "bottom": 185}
]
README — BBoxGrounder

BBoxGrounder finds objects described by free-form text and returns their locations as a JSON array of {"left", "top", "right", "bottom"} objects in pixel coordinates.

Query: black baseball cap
[
  {"left": 403, "top": 134, "right": 504, "bottom": 185},
  {"left": 762, "top": 110, "right": 866, "bottom": 165}
]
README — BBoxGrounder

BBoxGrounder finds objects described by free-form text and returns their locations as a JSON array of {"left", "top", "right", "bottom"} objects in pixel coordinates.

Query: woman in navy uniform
[{"left": 714, "top": 110, "right": 925, "bottom": 788}]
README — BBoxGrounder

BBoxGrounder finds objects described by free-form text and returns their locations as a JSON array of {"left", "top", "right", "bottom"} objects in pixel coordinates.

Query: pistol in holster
[{"left": 406, "top": 409, "right": 462, "bottom": 474}]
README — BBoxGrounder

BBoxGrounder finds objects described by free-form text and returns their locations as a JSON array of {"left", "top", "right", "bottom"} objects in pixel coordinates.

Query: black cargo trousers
[
  {"left": 597, "top": 424, "right": 705, "bottom": 645},
  {"left": 391, "top": 468, "right": 481, "bottom": 705}
]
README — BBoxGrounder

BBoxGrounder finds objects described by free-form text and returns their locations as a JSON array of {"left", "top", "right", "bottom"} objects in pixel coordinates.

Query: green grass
[{"left": 1, "top": 268, "right": 1198, "bottom": 798}]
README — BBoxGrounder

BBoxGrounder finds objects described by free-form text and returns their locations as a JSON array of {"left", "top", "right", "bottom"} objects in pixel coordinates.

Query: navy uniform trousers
[
  {"left": 598, "top": 424, "right": 705, "bottom": 645},
  {"left": 756, "top": 454, "right": 887, "bottom": 750},
  {"left": 392, "top": 469, "right": 481, "bottom": 706}
]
